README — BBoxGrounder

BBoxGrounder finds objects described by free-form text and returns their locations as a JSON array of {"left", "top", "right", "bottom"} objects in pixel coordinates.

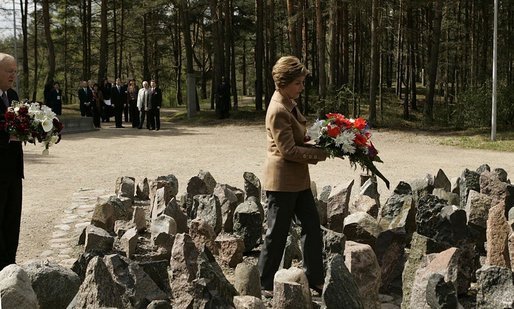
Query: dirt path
[{"left": 17, "top": 120, "right": 514, "bottom": 263}]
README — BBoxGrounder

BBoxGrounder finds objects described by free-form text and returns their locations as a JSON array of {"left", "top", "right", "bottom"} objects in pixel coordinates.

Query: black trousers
[
  {"left": 146, "top": 109, "right": 155, "bottom": 130},
  {"left": 154, "top": 107, "right": 160, "bottom": 130},
  {"left": 258, "top": 189, "right": 324, "bottom": 291},
  {"left": 0, "top": 177, "right": 22, "bottom": 270}
]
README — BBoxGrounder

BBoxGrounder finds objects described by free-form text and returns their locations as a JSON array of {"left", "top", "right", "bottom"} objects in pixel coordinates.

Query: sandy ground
[{"left": 17, "top": 118, "right": 514, "bottom": 263}]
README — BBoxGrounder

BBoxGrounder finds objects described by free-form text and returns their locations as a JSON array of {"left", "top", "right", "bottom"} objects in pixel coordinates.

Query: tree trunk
[
  {"left": 31, "top": 0, "right": 38, "bottom": 101},
  {"left": 286, "top": 0, "right": 301, "bottom": 57},
  {"left": 315, "top": 0, "right": 326, "bottom": 98},
  {"left": 424, "top": 0, "right": 443, "bottom": 125},
  {"left": 20, "top": 0, "right": 29, "bottom": 99},
  {"left": 264, "top": 0, "right": 276, "bottom": 106},
  {"left": 179, "top": 0, "right": 197, "bottom": 116},
  {"left": 42, "top": 0, "right": 55, "bottom": 93},
  {"left": 173, "top": 8, "right": 183, "bottom": 106},
  {"left": 98, "top": 0, "right": 108, "bottom": 83},
  {"left": 242, "top": 39, "right": 247, "bottom": 96},
  {"left": 369, "top": 0, "right": 379, "bottom": 125},
  {"left": 407, "top": 1, "right": 417, "bottom": 110},
  {"left": 254, "top": 0, "right": 264, "bottom": 111},
  {"left": 328, "top": 0, "right": 339, "bottom": 90},
  {"left": 143, "top": 14, "right": 150, "bottom": 80},
  {"left": 341, "top": 1, "right": 349, "bottom": 86},
  {"left": 118, "top": 0, "right": 125, "bottom": 79}
]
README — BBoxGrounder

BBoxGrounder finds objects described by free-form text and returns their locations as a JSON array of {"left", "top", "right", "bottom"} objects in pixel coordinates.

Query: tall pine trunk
[
  {"left": 369, "top": 0, "right": 380, "bottom": 125},
  {"left": 424, "top": 0, "right": 443, "bottom": 125}
]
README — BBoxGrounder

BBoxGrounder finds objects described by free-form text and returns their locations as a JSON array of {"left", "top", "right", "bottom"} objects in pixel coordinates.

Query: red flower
[
  {"left": 53, "top": 118, "right": 64, "bottom": 132},
  {"left": 354, "top": 118, "right": 367, "bottom": 130},
  {"left": 17, "top": 106, "right": 29, "bottom": 115},
  {"left": 354, "top": 133, "right": 368, "bottom": 146},
  {"left": 4, "top": 111, "right": 15, "bottom": 122},
  {"left": 327, "top": 124, "right": 341, "bottom": 138},
  {"left": 328, "top": 114, "right": 350, "bottom": 128}
]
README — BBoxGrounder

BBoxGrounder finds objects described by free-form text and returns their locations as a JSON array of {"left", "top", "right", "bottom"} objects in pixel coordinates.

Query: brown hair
[{"left": 272, "top": 56, "right": 309, "bottom": 89}]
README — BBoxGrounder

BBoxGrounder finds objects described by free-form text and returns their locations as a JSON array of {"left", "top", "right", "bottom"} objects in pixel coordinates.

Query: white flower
[
  {"left": 28, "top": 102, "right": 41, "bottom": 115},
  {"left": 307, "top": 120, "right": 324, "bottom": 141},
  {"left": 335, "top": 130, "right": 356, "bottom": 154},
  {"left": 341, "top": 142, "right": 356, "bottom": 154},
  {"left": 41, "top": 118, "right": 54, "bottom": 132}
]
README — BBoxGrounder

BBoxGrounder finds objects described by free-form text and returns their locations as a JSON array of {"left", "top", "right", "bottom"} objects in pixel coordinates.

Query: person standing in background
[
  {"left": 78, "top": 80, "right": 92, "bottom": 117},
  {"left": 48, "top": 82, "right": 63, "bottom": 115},
  {"left": 111, "top": 78, "right": 125, "bottom": 128},
  {"left": 127, "top": 79, "right": 139, "bottom": 128},
  {"left": 91, "top": 83, "right": 102, "bottom": 128},
  {"left": 150, "top": 79, "right": 162, "bottom": 131},
  {"left": 0, "top": 53, "right": 24, "bottom": 271},
  {"left": 137, "top": 81, "right": 151, "bottom": 130}
]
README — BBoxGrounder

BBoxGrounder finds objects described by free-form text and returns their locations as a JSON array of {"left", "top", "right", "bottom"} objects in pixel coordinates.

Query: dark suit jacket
[
  {"left": 78, "top": 87, "right": 93, "bottom": 104},
  {"left": 0, "top": 88, "right": 23, "bottom": 179},
  {"left": 150, "top": 87, "right": 162, "bottom": 109},
  {"left": 111, "top": 85, "right": 125, "bottom": 109}
]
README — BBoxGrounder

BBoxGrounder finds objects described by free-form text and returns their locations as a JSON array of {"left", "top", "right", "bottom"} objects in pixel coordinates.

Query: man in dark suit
[
  {"left": 78, "top": 80, "right": 93, "bottom": 117},
  {"left": 0, "top": 53, "right": 23, "bottom": 271},
  {"left": 150, "top": 80, "right": 162, "bottom": 131},
  {"left": 111, "top": 78, "right": 125, "bottom": 128}
]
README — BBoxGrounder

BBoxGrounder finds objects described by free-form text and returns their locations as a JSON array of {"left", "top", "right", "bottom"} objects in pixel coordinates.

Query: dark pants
[
  {"left": 146, "top": 108, "right": 155, "bottom": 130},
  {"left": 114, "top": 104, "right": 123, "bottom": 128},
  {"left": 0, "top": 177, "right": 22, "bottom": 270},
  {"left": 154, "top": 107, "right": 160, "bottom": 130},
  {"left": 92, "top": 104, "right": 101, "bottom": 128},
  {"left": 258, "top": 189, "right": 324, "bottom": 291},
  {"left": 129, "top": 100, "right": 139, "bottom": 128}
]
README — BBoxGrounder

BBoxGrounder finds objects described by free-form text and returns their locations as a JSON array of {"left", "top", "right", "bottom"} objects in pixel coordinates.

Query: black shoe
[{"left": 116, "top": 125, "right": 124, "bottom": 128}]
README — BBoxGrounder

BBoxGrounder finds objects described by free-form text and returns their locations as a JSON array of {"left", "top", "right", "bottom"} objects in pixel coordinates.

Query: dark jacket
[
  {"left": 150, "top": 87, "right": 162, "bottom": 109},
  {"left": 0, "top": 88, "right": 23, "bottom": 179}
]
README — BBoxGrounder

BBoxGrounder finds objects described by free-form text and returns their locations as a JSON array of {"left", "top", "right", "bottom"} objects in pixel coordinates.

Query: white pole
[
  {"left": 491, "top": 0, "right": 498, "bottom": 141},
  {"left": 12, "top": 0, "right": 19, "bottom": 92}
]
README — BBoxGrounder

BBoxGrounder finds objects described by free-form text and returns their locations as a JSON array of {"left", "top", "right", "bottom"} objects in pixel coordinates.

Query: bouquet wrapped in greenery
[
  {"left": 307, "top": 113, "right": 389, "bottom": 189},
  {"left": 1, "top": 101, "right": 63, "bottom": 154}
]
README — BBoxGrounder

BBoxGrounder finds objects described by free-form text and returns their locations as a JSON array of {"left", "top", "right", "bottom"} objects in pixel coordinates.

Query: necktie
[{"left": 1, "top": 92, "right": 9, "bottom": 107}]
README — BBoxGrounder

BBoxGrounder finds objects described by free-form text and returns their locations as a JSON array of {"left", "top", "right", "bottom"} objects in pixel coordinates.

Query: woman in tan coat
[{"left": 258, "top": 56, "right": 327, "bottom": 296}]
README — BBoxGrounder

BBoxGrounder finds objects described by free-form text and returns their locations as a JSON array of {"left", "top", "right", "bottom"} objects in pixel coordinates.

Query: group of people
[
  {"left": 1, "top": 51, "right": 328, "bottom": 298},
  {"left": 78, "top": 78, "right": 162, "bottom": 130}
]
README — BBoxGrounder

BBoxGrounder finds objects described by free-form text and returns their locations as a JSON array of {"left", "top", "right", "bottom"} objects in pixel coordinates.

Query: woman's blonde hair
[{"left": 272, "top": 56, "right": 309, "bottom": 89}]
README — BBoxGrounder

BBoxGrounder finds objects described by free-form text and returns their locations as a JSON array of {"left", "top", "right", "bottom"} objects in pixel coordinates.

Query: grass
[{"left": 438, "top": 130, "right": 514, "bottom": 152}]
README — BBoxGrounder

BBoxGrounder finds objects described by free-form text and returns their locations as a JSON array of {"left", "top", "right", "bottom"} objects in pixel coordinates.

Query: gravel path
[{"left": 17, "top": 119, "right": 514, "bottom": 264}]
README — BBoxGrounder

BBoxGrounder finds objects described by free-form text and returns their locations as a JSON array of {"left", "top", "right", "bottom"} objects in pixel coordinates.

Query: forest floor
[{"left": 17, "top": 114, "right": 514, "bottom": 265}]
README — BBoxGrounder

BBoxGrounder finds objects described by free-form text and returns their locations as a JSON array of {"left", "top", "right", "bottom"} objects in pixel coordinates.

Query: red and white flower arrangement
[
  {"left": 307, "top": 113, "right": 389, "bottom": 188},
  {"left": 1, "top": 101, "right": 63, "bottom": 154}
]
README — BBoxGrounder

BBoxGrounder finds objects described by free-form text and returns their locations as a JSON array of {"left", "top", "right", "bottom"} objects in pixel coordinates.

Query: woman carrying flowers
[{"left": 258, "top": 56, "right": 327, "bottom": 296}]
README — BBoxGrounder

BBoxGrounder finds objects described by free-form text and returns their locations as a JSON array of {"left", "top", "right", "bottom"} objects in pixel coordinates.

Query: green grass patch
[{"left": 438, "top": 130, "right": 514, "bottom": 152}]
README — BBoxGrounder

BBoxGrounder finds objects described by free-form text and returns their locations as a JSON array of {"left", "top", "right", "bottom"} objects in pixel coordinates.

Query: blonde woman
[{"left": 258, "top": 56, "right": 327, "bottom": 296}]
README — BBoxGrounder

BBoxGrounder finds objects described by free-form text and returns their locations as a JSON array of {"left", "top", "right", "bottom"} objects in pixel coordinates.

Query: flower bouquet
[
  {"left": 0, "top": 101, "right": 63, "bottom": 154},
  {"left": 307, "top": 113, "right": 389, "bottom": 189}
]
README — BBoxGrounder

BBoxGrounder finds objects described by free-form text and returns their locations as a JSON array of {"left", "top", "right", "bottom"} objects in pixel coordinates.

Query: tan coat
[{"left": 263, "top": 91, "right": 327, "bottom": 192}]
